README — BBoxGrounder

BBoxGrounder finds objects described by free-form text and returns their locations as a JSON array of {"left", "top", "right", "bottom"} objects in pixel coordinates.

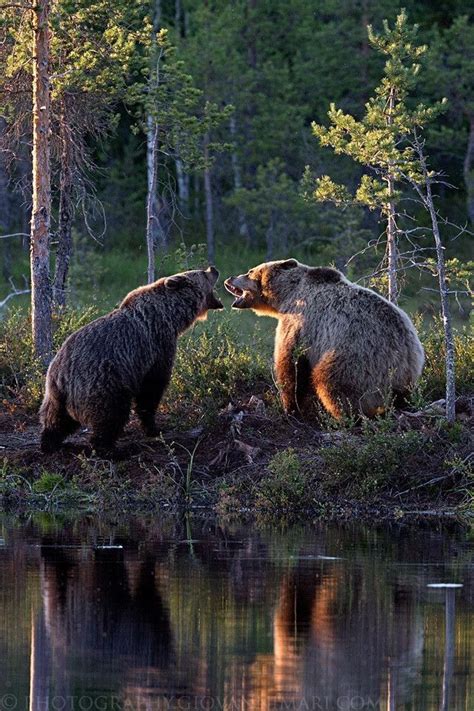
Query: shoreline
[{"left": 1, "top": 397, "right": 472, "bottom": 522}]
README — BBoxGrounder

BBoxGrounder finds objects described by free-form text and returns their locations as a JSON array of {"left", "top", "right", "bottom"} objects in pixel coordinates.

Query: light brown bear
[
  {"left": 225, "top": 259, "right": 424, "bottom": 418},
  {"left": 40, "top": 267, "right": 223, "bottom": 453}
]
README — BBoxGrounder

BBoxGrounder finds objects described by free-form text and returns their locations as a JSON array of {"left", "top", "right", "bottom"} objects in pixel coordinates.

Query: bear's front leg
[
  {"left": 274, "top": 324, "right": 305, "bottom": 415},
  {"left": 135, "top": 364, "right": 173, "bottom": 437}
]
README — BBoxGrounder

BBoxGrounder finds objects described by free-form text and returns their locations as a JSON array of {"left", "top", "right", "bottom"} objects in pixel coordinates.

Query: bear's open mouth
[{"left": 224, "top": 279, "right": 247, "bottom": 308}]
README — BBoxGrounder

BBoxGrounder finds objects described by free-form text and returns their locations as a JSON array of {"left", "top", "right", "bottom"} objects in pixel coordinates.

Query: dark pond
[{"left": 0, "top": 515, "right": 472, "bottom": 710}]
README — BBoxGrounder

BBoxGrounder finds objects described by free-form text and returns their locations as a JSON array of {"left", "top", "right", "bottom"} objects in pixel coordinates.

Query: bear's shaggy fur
[
  {"left": 225, "top": 259, "right": 424, "bottom": 418},
  {"left": 40, "top": 267, "right": 223, "bottom": 453}
]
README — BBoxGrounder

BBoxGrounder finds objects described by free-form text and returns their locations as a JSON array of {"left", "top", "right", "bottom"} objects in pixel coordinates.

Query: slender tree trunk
[
  {"left": 174, "top": 0, "right": 189, "bottom": 216},
  {"left": 193, "top": 173, "right": 200, "bottom": 218},
  {"left": 146, "top": 117, "right": 159, "bottom": 283},
  {"left": 203, "top": 134, "right": 215, "bottom": 264},
  {"left": 229, "top": 114, "right": 249, "bottom": 240},
  {"left": 146, "top": 0, "right": 162, "bottom": 283},
  {"left": 31, "top": 0, "right": 53, "bottom": 365},
  {"left": 414, "top": 134, "right": 456, "bottom": 423},
  {"left": 424, "top": 177, "right": 456, "bottom": 423},
  {"left": 386, "top": 184, "right": 398, "bottom": 303},
  {"left": 175, "top": 157, "right": 189, "bottom": 215},
  {"left": 175, "top": 0, "right": 181, "bottom": 35},
  {"left": 463, "top": 115, "right": 474, "bottom": 224},
  {"left": 53, "top": 103, "right": 73, "bottom": 308},
  {"left": 386, "top": 86, "right": 398, "bottom": 303}
]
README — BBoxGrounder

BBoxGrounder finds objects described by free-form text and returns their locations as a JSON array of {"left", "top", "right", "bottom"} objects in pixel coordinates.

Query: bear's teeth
[{"left": 224, "top": 280, "right": 243, "bottom": 297}]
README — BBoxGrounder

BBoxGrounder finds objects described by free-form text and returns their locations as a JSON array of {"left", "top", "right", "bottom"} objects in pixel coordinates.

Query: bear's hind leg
[
  {"left": 295, "top": 355, "right": 314, "bottom": 417},
  {"left": 312, "top": 352, "right": 351, "bottom": 420},
  {"left": 40, "top": 385, "right": 80, "bottom": 453},
  {"left": 40, "top": 409, "right": 79, "bottom": 453},
  {"left": 89, "top": 398, "right": 131, "bottom": 455}
]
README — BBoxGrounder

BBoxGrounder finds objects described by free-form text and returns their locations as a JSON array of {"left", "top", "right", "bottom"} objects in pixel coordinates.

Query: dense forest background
[{"left": 0, "top": 0, "right": 473, "bottom": 316}]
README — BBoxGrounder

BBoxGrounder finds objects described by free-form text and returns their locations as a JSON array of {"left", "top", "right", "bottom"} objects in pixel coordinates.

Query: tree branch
[
  {"left": 0, "top": 232, "right": 29, "bottom": 239},
  {"left": 0, "top": 278, "right": 30, "bottom": 308}
]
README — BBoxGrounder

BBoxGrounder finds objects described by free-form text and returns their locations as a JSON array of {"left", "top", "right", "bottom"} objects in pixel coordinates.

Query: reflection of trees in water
[{"left": 0, "top": 518, "right": 471, "bottom": 710}]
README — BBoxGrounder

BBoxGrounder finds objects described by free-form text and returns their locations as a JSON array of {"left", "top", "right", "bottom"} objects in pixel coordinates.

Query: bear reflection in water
[{"left": 28, "top": 528, "right": 428, "bottom": 710}]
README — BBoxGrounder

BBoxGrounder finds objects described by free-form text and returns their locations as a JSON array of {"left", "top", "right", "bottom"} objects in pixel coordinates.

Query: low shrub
[
  {"left": 165, "top": 316, "right": 269, "bottom": 424},
  {"left": 0, "top": 307, "right": 97, "bottom": 410},
  {"left": 320, "top": 430, "right": 426, "bottom": 497},
  {"left": 254, "top": 448, "right": 313, "bottom": 515}
]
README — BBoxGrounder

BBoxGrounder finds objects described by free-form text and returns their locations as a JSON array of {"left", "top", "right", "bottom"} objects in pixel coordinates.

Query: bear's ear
[
  {"left": 165, "top": 274, "right": 190, "bottom": 290},
  {"left": 206, "top": 265, "right": 219, "bottom": 285},
  {"left": 278, "top": 259, "right": 298, "bottom": 271}
]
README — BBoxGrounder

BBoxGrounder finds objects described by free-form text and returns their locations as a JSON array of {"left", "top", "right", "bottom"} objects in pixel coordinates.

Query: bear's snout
[
  {"left": 225, "top": 275, "right": 260, "bottom": 309},
  {"left": 208, "top": 292, "right": 224, "bottom": 310}
]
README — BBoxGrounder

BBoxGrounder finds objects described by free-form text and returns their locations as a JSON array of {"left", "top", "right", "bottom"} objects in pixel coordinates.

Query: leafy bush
[
  {"left": 255, "top": 448, "right": 312, "bottom": 515},
  {"left": 165, "top": 316, "right": 269, "bottom": 424},
  {"left": 32, "top": 472, "right": 65, "bottom": 494},
  {"left": 320, "top": 430, "right": 426, "bottom": 497},
  {"left": 0, "top": 307, "right": 97, "bottom": 410}
]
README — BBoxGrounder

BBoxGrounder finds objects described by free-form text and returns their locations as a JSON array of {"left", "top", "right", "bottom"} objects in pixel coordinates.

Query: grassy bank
[{"left": 0, "top": 309, "right": 472, "bottom": 521}]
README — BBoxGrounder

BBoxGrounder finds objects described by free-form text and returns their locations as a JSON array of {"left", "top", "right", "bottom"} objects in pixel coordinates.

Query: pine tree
[
  {"left": 311, "top": 10, "right": 433, "bottom": 303},
  {"left": 310, "top": 10, "right": 460, "bottom": 423}
]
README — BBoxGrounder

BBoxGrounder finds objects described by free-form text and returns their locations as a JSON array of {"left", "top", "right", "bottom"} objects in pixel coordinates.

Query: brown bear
[
  {"left": 225, "top": 259, "right": 424, "bottom": 418},
  {"left": 40, "top": 267, "right": 223, "bottom": 453}
]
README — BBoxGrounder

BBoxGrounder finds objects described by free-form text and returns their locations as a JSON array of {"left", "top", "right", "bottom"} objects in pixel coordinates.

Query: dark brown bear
[
  {"left": 225, "top": 259, "right": 424, "bottom": 418},
  {"left": 40, "top": 267, "right": 223, "bottom": 453}
]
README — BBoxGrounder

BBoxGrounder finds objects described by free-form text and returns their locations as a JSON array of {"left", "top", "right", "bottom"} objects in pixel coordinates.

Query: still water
[{"left": 0, "top": 515, "right": 472, "bottom": 710}]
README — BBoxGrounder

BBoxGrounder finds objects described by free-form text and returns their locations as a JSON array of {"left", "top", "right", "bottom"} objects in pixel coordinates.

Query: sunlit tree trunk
[
  {"left": 463, "top": 115, "right": 474, "bottom": 224},
  {"left": 203, "top": 133, "right": 214, "bottom": 263},
  {"left": 414, "top": 133, "right": 456, "bottom": 423},
  {"left": 146, "top": 0, "right": 162, "bottom": 283},
  {"left": 31, "top": 0, "right": 53, "bottom": 365},
  {"left": 53, "top": 101, "right": 73, "bottom": 308},
  {"left": 146, "top": 115, "right": 159, "bottom": 283},
  {"left": 386, "top": 86, "right": 398, "bottom": 303},
  {"left": 425, "top": 179, "right": 456, "bottom": 423}
]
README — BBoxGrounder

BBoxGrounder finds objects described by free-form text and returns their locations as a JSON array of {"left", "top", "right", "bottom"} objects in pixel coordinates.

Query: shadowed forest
[{"left": 0, "top": 1, "right": 472, "bottom": 518}]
